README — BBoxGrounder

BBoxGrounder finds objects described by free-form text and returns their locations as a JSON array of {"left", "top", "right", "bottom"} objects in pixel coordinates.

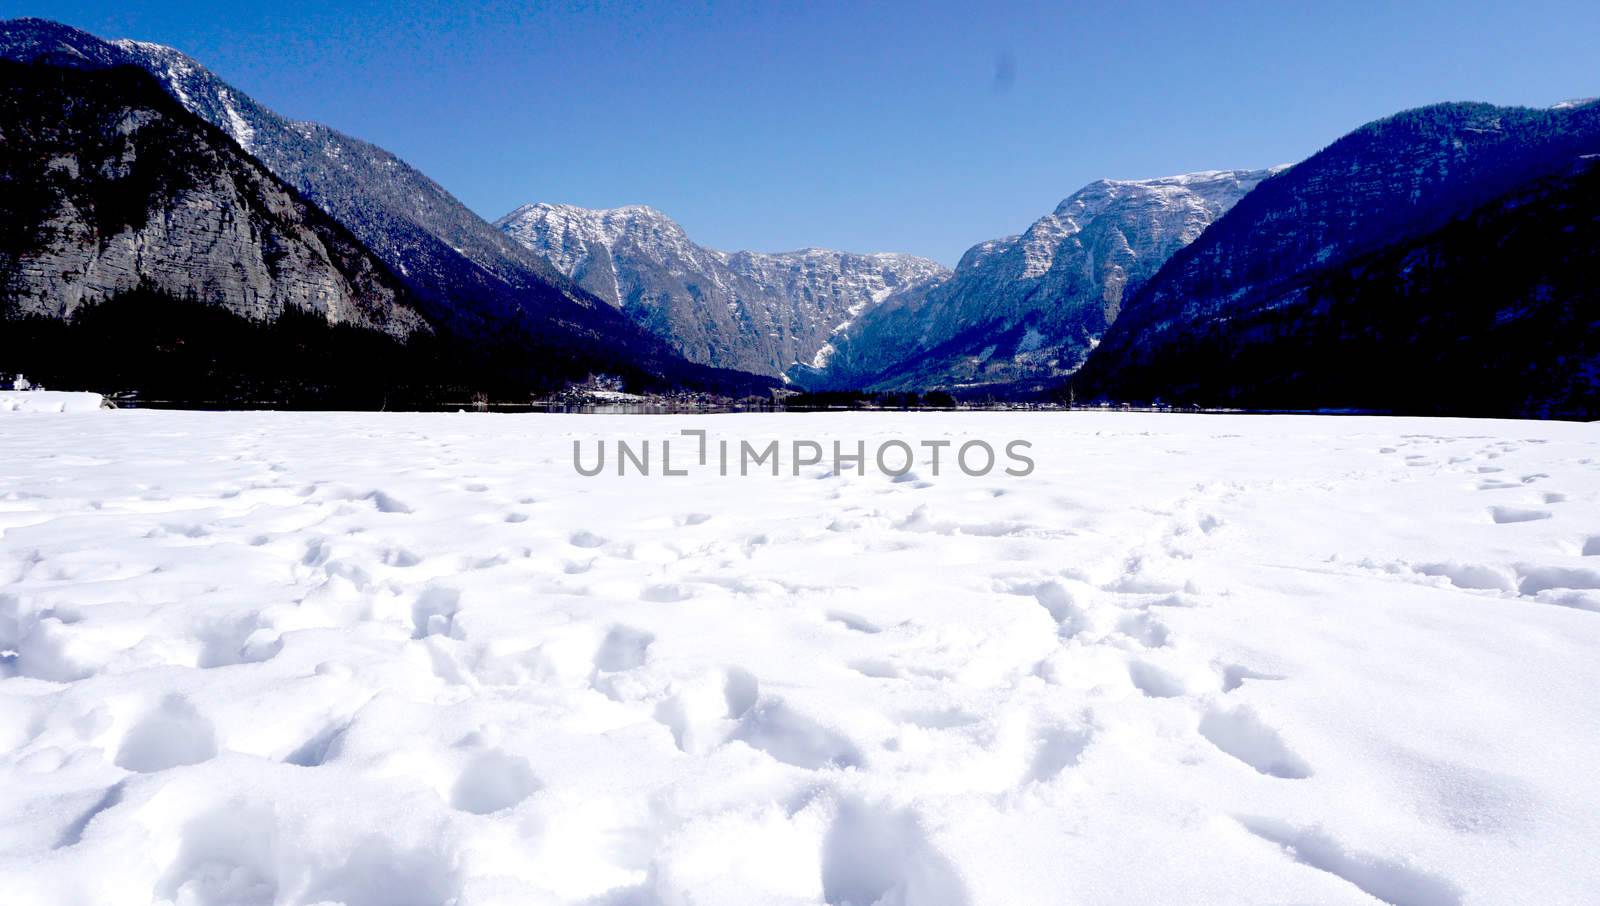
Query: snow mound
[{"left": 0, "top": 391, "right": 106, "bottom": 413}]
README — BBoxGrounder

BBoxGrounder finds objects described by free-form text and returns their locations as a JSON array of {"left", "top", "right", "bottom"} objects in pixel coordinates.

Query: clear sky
[{"left": 6, "top": 0, "right": 1599, "bottom": 264}]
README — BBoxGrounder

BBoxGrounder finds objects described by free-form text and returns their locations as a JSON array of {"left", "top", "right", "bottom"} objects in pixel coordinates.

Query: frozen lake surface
[{"left": 1, "top": 407, "right": 1598, "bottom": 905}]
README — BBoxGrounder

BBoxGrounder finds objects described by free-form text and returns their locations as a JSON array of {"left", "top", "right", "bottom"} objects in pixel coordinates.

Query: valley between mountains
[
  {"left": 1, "top": 12, "right": 1599, "bottom": 906},
  {"left": 1, "top": 17, "right": 1596, "bottom": 416}
]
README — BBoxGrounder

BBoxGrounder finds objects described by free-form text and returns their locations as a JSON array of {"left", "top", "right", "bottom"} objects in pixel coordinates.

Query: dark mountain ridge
[
  {"left": 1073, "top": 99, "right": 1600, "bottom": 418},
  {"left": 1075, "top": 157, "right": 1600, "bottom": 417}
]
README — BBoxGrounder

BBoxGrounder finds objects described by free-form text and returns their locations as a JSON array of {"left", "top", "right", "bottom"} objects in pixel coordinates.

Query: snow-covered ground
[
  {"left": 2, "top": 407, "right": 1598, "bottom": 906},
  {"left": 0, "top": 391, "right": 105, "bottom": 413}
]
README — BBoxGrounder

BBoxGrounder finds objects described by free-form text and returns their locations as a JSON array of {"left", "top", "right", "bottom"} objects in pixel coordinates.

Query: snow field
[
  {"left": 1, "top": 409, "right": 1598, "bottom": 905},
  {"left": 0, "top": 391, "right": 105, "bottom": 413}
]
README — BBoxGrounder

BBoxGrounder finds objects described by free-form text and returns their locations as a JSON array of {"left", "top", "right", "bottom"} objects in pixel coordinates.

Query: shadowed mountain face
[
  {"left": 497, "top": 202, "right": 948, "bottom": 377},
  {"left": 1072, "top": 159, "right": 1600, "bottom": 418},
  {"left": 0, "top": 61, "right": 453, "bottom": 405},
  {"left": 793, "top": 170, "right": 1274, "bottom": 394},
  {"left": 0, "top": 17, "right": 770, "bottom": 394},
  {"left": 0, "top": 60, "right": 426, "bottom": 337},
  {"left": 1073, "top": 100, "right": 1600, "bottom": 418}
]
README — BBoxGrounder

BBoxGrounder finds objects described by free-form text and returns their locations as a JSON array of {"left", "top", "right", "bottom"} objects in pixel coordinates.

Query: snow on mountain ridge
[
  {"left": 795, "top": 168, "right": 1277, "bottom": 392},
  {"left": 497, "top": 202, "right": 948, "bottom": 376}
]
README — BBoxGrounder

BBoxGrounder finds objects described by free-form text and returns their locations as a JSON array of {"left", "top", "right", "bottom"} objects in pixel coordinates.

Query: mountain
[
  {"left": 0, "top": 17, "right": 766, "bottom": 393},
  {"left": 0, "top": 60, "right": 467, "bottom": 404},
  {"left": 0, "top": 60, "right": 425, "bottom": 337},
  {"left": 793, "top": 170, "right": 1275, "bottom": 393},
  {"left": 496, "top": 202, "right": 948, "bottom": 376},
  {"left": 1072, "top": 100, "right": 1600, "bottom": 418}
]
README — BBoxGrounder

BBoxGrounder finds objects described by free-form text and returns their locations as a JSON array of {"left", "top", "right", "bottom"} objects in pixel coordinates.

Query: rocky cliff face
[
  {"left": 796, "top": 170, "right": 1275, "bottom": 392},
  {"left": 1073, "top": 100, "right": 1600, "bottom": 417},
  {"left": 496, "top": 202, "right": 947, "bottom": 376},
  {"left": 0, "top": 61, "right": 425, "bottom": 337}
]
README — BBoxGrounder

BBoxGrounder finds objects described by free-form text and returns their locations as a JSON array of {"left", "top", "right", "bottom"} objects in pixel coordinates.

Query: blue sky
[{"left": 7, "top": 1, "right": 1599, "bottom": 264}]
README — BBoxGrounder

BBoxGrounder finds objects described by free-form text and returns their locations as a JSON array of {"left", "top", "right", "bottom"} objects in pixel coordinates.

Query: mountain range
[
  {"left": 1, "top": 16, "right": 1596, "bottom": 417},
  {"left": 789, "top": 169, "right": 1278, "bottom": 394},
  {"left": 496, "top": 203, "right": 947, "bottom": 377},
  {"left": 0, "top": 17, "right": 770, "bottom": 396}
]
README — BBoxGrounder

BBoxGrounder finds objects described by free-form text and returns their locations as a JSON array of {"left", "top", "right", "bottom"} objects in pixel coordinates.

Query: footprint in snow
[
  {"left": 1025, "top": 725, "right": 1094, "bottom": 783},
  {"left": 1514, "top": 564, "right": 1600, "bottom": 595},
  {"left": 826, "top": 611, "right": 882, "bottom": 634},
  {"left": 821, "top": 799, "right": 967, "bottom": 906},
  {"left": 363, "top": 490, "right": 412, "bottom": 514},
  {"left": 411, "top": 586, "right": 461, "bottom": 639},
  {"left": 1199, "top": 706, "right": 1312, "bottom": 779},
  {"left": 154, "top": 806, "right": 283, "bottom": 904},
  {"left": 1238, "top": 816, "right": 1462, "bottom": 906},
  {"left": 55, "top": 781, "right": 126, "bottom": 848},
  {"left": 1008, "top": 580, "right": 1088, "bottom": 640},
  {"left": 594, "top": 625, "right": 654, "bottom": 672},
  {"left": 1128, "top": 659, "right": 1186, "bottom": 698},
  {"left": 115, "top": 695, "right": 217, "bottom": 773},
  {"left": 1413, "top": 561, "right": 1517, "bottom": 593},
  {"left": 900, "top": 707, "right": 980, "bottom": 730},
  {"left": 1116, "top": 612, "right": 1171, "bottom": 648},
  {"left": 849, "top": 658, "right": 900, "bottom": 679},
  {"left": 1489, "top": 506, "right": 1552, "bottom": 524},
  {"left": 284, "top": 714, "right": 354, "bottom": 768},
  {"left": 451, "top": 751, "right": 542, "bottom": 814},
  {"left": 731, "top": 698, "right": 862, "bottom": 770},
  {"left": 569, "top": 530, "right": 606, "bottom": 548},
  {"left": 195, "top": 615, "right": 282, "bottom": 669},
  {"left": 381, "top": 547, "right": 421, "bottom": 567},
  {"left": 1220, "top": 664, "right": 1286, "bottom": 693},
  {"left": 641, "top": 583, "right": 695, "bottom": 602}
]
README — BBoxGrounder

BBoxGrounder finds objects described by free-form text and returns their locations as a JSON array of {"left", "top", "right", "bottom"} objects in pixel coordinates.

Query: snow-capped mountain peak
[
  {"left": 794, "top": 168, "right": 1278, "bottom": 392},
  {"left": 497, "top": 203, "right": 948, "bottom": 376}
]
